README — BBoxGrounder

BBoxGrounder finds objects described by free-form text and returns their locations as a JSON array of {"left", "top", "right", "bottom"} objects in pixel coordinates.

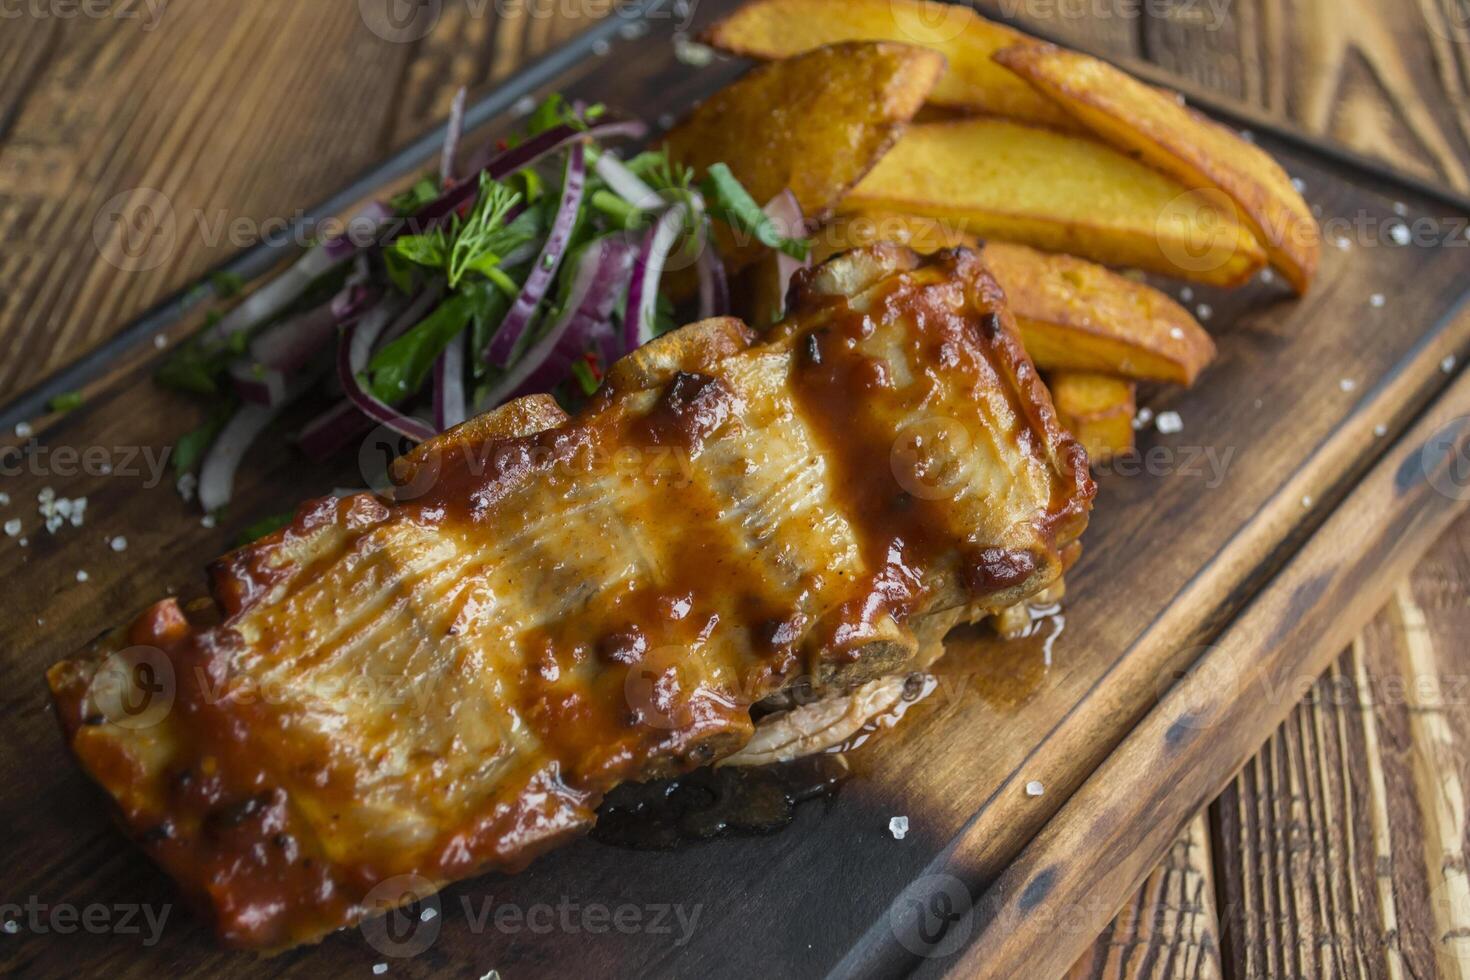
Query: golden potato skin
[
  {"left": 843, "top": 118, "right": 1268, "bottom": 288},
  {"left": 702, "top": 0, "right": 1073, "bottom": 127},
  {"left": 809, "top": 213, "right": 1215, "bottom": 385},
  {"left": 1046, "top": 371, "right": 1137, "bottom": 464},
  {"left": 995, "top": 43, "right": 1320, "bottom": 294},
  {"left": 663, "top": 40, "right": 943, "bottom": 268}
]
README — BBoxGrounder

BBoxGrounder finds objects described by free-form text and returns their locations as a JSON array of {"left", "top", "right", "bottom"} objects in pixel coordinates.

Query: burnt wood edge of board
[
  {"left": 5, "top": 0, "right": 1470, "bottom": 432},
  {"left": 900, "top": 365, "right": 1470, "bottom": 979}
]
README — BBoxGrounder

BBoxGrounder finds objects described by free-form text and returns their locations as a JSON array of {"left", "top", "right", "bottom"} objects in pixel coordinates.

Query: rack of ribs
[{"left": 47, "top": 244, "right": 1094, "bottom": 950}]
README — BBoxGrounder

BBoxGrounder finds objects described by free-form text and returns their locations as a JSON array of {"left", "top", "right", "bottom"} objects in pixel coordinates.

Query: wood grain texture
[
  {"left": 1, "top": 3, "right": 1469, "bottom": 979},
  {"left": 930, "top": 364, "right": 1470, "bottom": 980},
  {"left": 0, "top": 0, "right": 611, "bottom": 404},
  {"left": 1064, "top": 815, "right": 1222, "bottom": 980}
]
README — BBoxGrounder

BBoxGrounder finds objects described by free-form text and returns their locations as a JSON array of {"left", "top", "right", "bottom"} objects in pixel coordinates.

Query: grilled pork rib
[{"left": 47, "top": 246, "right": 1093, "bottom": 949}]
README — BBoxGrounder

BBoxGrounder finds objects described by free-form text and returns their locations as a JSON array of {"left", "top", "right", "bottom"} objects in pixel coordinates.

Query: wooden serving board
[{"left": 3, "top": 3, "right": 1469, "bottom": 978}]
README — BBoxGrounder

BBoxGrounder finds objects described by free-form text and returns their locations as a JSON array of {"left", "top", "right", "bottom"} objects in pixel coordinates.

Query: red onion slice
[
  {"left": 623, "top": 203, "right": 687, "bottom": 352},
  {"left": 696, "top": 233, "right": 729, "bottom": 320},
  {"left": 337, "top": 304, "right": 437, "bottom": 444},
  {"left": 434, "top": 331, "right": 468, "bottom": 430},
  {"left": 414, "top": 119, "right": 646, "bottom": 239},
  {"left": 485, "top": 143, "right": 587, "bottom": 365},
  {"left": 499, "top": 236, "right": 637, "bottom": 402},
  {"left": 440, "top": 87, "right": 467, "bottom": 186},
  {"left": 478, "top": 236, "right": 634, "bottom": 408},
  {"left": 593, "top": 152, "right": 663, "bottom": 210},
  {"left": 198, "top": 401, "right": 290, "bottom": 513},
  {"left": 246, "top": 304, "right": 340, "bottom": 376},
  {"left": 229, "top": 361, "right": 289, "bottom": 407},
  {"left": 298, "top": 399, "right": 373, "bottom": 462},
  {"left": 764, "top": 190, "right": 811, "bottom": 316}
]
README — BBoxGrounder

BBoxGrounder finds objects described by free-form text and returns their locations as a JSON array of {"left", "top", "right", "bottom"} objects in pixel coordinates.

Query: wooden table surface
[{"left": 2, "top": 2, "right": 1468, "bottom": 977}]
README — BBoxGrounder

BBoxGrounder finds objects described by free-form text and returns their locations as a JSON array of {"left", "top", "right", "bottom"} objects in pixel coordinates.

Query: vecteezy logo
[
  {"left": 889, "top": 873, "right": 975, "bottom": 958},
  {"left": 359, "top": 0, "right": 442, "bottom": 43},
  {"left": 1155, "top": 187, "right": 1244, "bottom": 278},
  {"left": 359, "top": 874, "right": 442, "bottom": 958},
  {"left": 359, "top": 423, "right": 441, "bottom": 500},
  {"left": 1151, "top": 645, "right": 1235, "bottom": 732},
  {"left": 890, "top": 417, "right": 975, "bottom": 501},
  {"left": 1423, "top": 415, "right": 1470, "bottom": 501},
  {"left": 888, "top": 0, "right": 971, "bottom": 43},
  {"left": 93, "top": 188, "right": 176, "bottom": 272},
  {"left": 91, "top": 646, "right": 176, "bottom": 730}
]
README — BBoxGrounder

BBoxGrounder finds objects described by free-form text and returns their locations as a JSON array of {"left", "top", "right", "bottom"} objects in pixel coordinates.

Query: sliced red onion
[
  {"left": 485, "top": 143, "right": 587, "bottom": 365},
  {"left": 593, "top": 152, "right": 663, "bottom": 210},
  {"left": 298, "top": 399, "right": 373, "bottom": 462},
  {"left": 246, "top": 303, "right": 340, "bottom": 376},
  {"left": 623, "top": 203, "right": 687, "bottom": 352},
  {"left": 229, "top": 361, "right": 289, "bottom": 407},
  {"left": 198, "top": 401, "right": 290, "bottom": 513},
  {"left": 764, "top": 190, "right": 811, "bottom": 314},
  {"left": 479, "top": 236, "right": 635, "bottom": 408},
  {"left": 326, "top": 201, "right": 395, "bottom": 261},
  {"left": 434, "top": 331, "right": 467, "bottom": 430},
  {"left": 411, "top": 119, "right": 646, "bottom": 239},
  {"left": 203, "top": 245, "right": 346, "bottom": 349},
  {"left": 500, "top": 236, "right": 637, "bottom": 401},
  {"left": 337, "top": 305, "right": 436, "bottom": 443},
  {"left": 696, "top": 232, "right": 729, "bottom": 320},
  {"left": 440, "top": 87, "right": 468, "bottom": 186}
]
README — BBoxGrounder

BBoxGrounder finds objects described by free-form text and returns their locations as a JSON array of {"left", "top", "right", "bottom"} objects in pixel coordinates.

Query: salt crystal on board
[
  {"left": 1026, "top": 781, "right": 1044, "bottom": 797},
  {"left": 889, "top": 816, "right": 909, "bottom": 840},
  {"left": 1155, "top": 411, "right": 1184, "bottom": 434}
]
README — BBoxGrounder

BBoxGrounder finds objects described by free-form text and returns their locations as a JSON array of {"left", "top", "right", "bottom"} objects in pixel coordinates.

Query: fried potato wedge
[
  {"left": 702, "top": 0, "right": 1073, "bottom": 128},
  {"left": 994, "top": 43, "right": 1319, "bottom": 293},
  {"left": 810, "top": 214, "right": 1214, "bottom": 384},
  {"left": 843, "top": 119, "right": 1268, "bottom": 287},
  {"left": 982, "top": 241, "right": 1215, "bottom": 385},
  {"left": 1046, "top": 371, "right": 1136, "bottom": 464},
  {"left": 664, "top": 41, "right": 943, "bottom": 269}
]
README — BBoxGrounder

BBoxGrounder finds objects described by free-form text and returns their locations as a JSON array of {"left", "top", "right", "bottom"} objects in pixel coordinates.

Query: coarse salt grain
[
  {"left": 1339, "top": 378, "right": 1356, "bottom": 392},
  {"left": 176, "top": 473, "right": 197, "bottom": 503},
  {"left": 591, "top": 38, "right": 611, "bottom": 56},
  {"left": 201, "top": 514, "right": 217, "bottom": 529},
  {"left": 1373, "top": 424, "right": 1388, "bottom": 437},
  {"left": 1179, "top": 287, "right": 1194, "bottom": 302},
  {"left": 1260, "top": 268, "right": 1276, "bottom": 285},
  {"left": 0, "top": 492, "right": 9, "bottom": 506},
  {"left": 1389, "top": 223, "right": 1412, "bottom": 246},
  {"left": 14, "top": 422, "right": 32, "bottom": 438},
  {"left": 1394, "top": 202, "right": 1409, "bottom": 216},
  {"left": 1443, "top": 355, "right": 1458, "bottom": 374},
  {"left": 1302, "top": 496, "right": 1313, "bottom": 508},
  {"left": 1370, "top": 294, "right": 1386, "bottom": 308},
  {"left": 110, "top": 536, "right": 128, "bottom": 552},
  {"left": 2, "top": 920, "right": 16, "bottom": 934},
  {"left": 1196, "top": 304, "right": 1213, "bottom": 321},
  {"left": 1132, "top": 407, "right": 1155, "bottom": 431},
  {"left": 673, "top": 36, "right": 715, "bottom": 66},
  {"left": 1291, "top": 177, "right": 1307, "bottom": 193},
  {"left": 1025, "top": 781, "right": 1044, "bottom": 797},
  {"left": 153, "top": 334, "right": 167, "bottom": 349},
  {"left": 889, "top": 816, "right": 909, "bottom": 840},
  {"left": 1155, "top": 411, "right": 1184, "bottom": 434},
  {"left": 420, "top": 907, "right": 438, "bottom": 922},
  {"left": 3, "top": 519, "right": 20, "bottom": 537},
  {"left": 373, "top": 966, "right": 388, "bottom": 976},
  {"left": 1169, "top": 327, "right": 1185, "bottom": 340},
  {"left": 76, "top": 570, "right": 89, "bottom": 583}
]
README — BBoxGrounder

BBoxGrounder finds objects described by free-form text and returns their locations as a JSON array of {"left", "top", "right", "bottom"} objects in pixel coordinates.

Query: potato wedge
[
  {"left": 809, "top": 213, "right": 1214, "bottom": 384},
  {"left": 982, "top": 241, "right": 1215, "bottom": 385},
  {"left": 994, "top": 44, "right": 1319, "bottom": 293},
  {"left": 843, "top": 119, "right": 1268, "bottom": 287},
  {"left": 702, "top": 0, "right": 1073, "bottom": 128},
  {"left": 1046, "top": 371, "right": 1136, "bottom": 464},
  {"left": 664, "top": 41, "right": 943, "bottom": 269}
]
